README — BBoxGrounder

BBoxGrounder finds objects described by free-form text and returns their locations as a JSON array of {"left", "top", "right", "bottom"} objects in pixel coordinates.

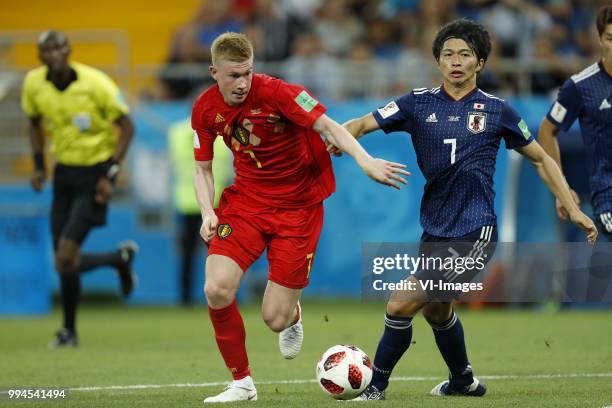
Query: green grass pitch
[{"left": 1, "top": 300, "right": 611, "bottom": 407}]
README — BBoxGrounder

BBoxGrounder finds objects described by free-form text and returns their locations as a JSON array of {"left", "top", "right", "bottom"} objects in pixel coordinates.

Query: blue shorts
[
  {"left": 595, "top": 211, "right": 612, "bottom": 242},
  {"left": 414, "top": 225, "right": 498, "bottom": 301}
]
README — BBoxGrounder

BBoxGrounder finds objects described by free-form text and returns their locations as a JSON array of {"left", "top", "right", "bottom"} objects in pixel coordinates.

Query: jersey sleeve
[
  {"left": 546, "top": 79, "right": 582, "bottom": 131},
  {"left": 191, "top": 99, "right": 216, "bottom": 162},
  {"left": 371, "top": 92, "right": 416, "bottom": 134},
  {"left": 95, "top": 72, "right": 130, "bottom": 121},
  {"left": 273, "top": 81, "right": 327, "bottom": 129},
  {"left": 21, "top": 71, "right": 40, "bottom": 118},
  {"left": 500, "top": 102, "right": 534, "bottom": 150}
]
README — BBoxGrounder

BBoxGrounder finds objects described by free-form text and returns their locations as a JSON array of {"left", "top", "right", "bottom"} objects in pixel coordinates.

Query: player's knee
[
  {"left": 386, "top": 300, "right": 421, "bottom": 317},
  {"left": 204, "top": 281, "right": 234, "bottom": 306},
  {"left": 262, "top": 311, "right": 289, "bottom": 333},
  {"left": 55, "top": 238, "right": 79, "bottom": 274},
  {"left": 422, "top": 303, "right": 452, "bottom": 324},
  {"left": 55, "top": 253, "right": 77, "bottom": 275}
]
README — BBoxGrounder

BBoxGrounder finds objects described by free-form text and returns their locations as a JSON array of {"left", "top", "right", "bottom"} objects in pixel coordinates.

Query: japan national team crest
[{"left": 467, "top": 112, "right": 487, "bottom": 134}]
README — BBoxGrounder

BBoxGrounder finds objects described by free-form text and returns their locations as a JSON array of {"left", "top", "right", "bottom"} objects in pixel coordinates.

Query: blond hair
[{"left": 211, "top": 32, "right": 253, "bottom": 66}]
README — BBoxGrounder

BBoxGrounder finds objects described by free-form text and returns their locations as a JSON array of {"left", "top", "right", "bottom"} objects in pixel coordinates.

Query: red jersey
[{"left": 192, "top": 73, "right": 335, "bottom": 209}]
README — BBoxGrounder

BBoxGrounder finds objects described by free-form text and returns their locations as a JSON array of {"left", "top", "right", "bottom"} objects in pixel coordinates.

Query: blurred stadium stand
[{"left": 0, "top": 0, "right": 604, "bottom": 310}]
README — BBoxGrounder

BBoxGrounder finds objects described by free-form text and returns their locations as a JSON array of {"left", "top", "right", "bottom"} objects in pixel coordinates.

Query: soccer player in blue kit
[
  {"left": 539, "top": 6, "right": 612, "bottom": 301},
  {"left": 328, "top": 19, "right": 598, "bottom": 400}
]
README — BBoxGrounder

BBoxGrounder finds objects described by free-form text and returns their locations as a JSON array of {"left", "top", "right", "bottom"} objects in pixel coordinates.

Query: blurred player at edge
[
  {"left": 22, "top": 31, "right": 137, "bottom": 348},
  {"left": 539, "top": 6, "right": 612, "bottom": 301},
  {"left": 191, "top": 32, "right": 410, "bottom": 403},
  {"left": 328, "top": 19, "right": 597, "bottom": 400}
]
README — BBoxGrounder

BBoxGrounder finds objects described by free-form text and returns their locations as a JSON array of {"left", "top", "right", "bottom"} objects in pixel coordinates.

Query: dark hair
[
  {"left": 432, "top": 19, "right": 491, "bottom": 63},
  {"left": 37, "top": 30, "right": 69, "bottom": 48},
  {"left": 596, "top": 6, "right": 612, "bottom": 37}
]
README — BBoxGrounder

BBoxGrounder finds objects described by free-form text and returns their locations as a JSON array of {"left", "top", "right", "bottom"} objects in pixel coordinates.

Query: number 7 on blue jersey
[{"left": 444, "top": 138, "right": 456, "bottom": 164}]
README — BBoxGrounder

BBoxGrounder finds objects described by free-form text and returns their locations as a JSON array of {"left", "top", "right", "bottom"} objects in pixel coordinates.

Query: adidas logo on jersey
[
  {"left": 599, "top": 99, "right": 611, "bottom": 110},
  {"left": 215, "top": 113, "right": 225, "bottom": 123},
  {"left": 426, "top": 113, "right": 438, "bottom": 123}
]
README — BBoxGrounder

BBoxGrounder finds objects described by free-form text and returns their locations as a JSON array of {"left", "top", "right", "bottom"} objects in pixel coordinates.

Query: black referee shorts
[
  {"left": 413, "top": 225, "right": 498, "bottom": 301},
  {"left": 51, "top": 161, "right": 110, "bottom": 249}
]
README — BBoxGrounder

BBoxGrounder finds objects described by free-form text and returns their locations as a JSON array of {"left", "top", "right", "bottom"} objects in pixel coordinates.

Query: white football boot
[
  {"left": 203, "top": 377, "right": 257, "bottom": 403},
  {"left": 279, "top": 301, "right": 303, "bottom": 359}
]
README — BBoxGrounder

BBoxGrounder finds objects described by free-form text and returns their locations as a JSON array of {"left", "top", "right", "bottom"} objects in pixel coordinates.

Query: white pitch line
[
  {"left": 51, "top": 372, "right": 612, "bottom": 393},
  {"left": 1, "top": 373, "right": 610, "bottom": 394}
]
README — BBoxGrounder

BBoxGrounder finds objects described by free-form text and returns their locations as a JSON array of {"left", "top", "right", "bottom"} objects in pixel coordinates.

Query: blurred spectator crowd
[{"left": 153, "top": 0, "right": 607, "bottom": 100}]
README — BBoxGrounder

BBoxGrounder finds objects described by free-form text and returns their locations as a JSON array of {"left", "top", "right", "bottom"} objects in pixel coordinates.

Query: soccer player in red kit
[{"left": 192, "top": 32, "right": 410, "bottom": 403}]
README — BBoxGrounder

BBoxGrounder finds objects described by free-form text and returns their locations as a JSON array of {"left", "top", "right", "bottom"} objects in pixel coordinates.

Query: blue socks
[
  {"left": 428, "top": 312, "right": 474, "bottom": 390},
  {"left": 370, "top": 311, "right": 474, "bottom": 392},
  {"left": 370, "top": 313, "right": 413, "bottom": 391}
]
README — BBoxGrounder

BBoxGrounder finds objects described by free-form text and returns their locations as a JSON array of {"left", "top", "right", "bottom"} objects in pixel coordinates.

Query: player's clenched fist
[
  {"left": 200, "top": 212, "right": 218, "bottom": 242},
  {"left": 94, "top": 177, "right": 113, "bottom": 204},
  {"left": 31, "top": 169, "right": 46, "bottom": 192}
]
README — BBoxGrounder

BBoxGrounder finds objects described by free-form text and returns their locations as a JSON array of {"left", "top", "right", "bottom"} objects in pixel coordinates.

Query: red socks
[{"left": 208, "top": 300, "right": 250, "bottom": 380}]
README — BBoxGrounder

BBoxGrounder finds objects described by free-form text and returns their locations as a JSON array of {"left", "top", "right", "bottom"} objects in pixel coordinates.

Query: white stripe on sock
[{"left": 432, "top": 313, "right": 457, "bottom": 331}]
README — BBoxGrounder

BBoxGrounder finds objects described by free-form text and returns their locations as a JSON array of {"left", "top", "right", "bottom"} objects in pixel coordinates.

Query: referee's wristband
[
  {"left": 105, "top": 160, "right": 121, "bottom": 183},
  {"left": 33, "top": 152, "right": 45, "bottom": 171}
]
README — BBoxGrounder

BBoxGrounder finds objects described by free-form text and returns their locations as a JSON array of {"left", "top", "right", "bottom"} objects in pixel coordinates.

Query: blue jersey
[
  {"left": 546, "top": 61, "right": 612, "bottom": 217},
  {"left": 373, "top": 86, "right": 534, "bottom": 238}
]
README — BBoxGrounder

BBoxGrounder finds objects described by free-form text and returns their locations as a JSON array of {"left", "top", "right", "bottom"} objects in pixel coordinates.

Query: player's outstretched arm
[
  {"left": 28, "top": 116, "right": 46, "bottom": 192},
  {"left": 326, "top": 113, "right": 380, "bottom": 157},
  {"left": 344, "top": 113, "right": 380, "bottom": 140},
  {"left": 516, "top": 141, "right": 597, "bottom": 243},
  {"left": 194, "top": 160, "right": 218, "bottom": 242},
  {"left": 313, "top": 114, "right": 411, "bottom": 189}
]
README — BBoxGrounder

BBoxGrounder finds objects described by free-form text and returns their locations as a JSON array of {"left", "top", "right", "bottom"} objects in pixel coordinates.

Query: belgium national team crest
[
  {"left": 217, "top": 224, "right": 232, "bottom": 239},
  {"left": 233, "top": 126, "right": 250, "bottom": 146},
  {"left": 467, "top": 112, "right": 487, "bottom": 134}
]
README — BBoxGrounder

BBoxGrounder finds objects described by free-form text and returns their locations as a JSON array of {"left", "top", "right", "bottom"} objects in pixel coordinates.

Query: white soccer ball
[{"left": 315, "top": 344, "right": 373, "bottom": 400}]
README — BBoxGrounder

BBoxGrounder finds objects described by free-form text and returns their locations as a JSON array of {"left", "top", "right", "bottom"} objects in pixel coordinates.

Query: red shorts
[{"left": 208, "top": 190, "right": 324, "bottom": 289}]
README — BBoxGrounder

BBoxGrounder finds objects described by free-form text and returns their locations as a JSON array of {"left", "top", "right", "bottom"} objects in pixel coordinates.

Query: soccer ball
[{"left": 315, "top": 344, "right": 373, "bottom": 400}]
